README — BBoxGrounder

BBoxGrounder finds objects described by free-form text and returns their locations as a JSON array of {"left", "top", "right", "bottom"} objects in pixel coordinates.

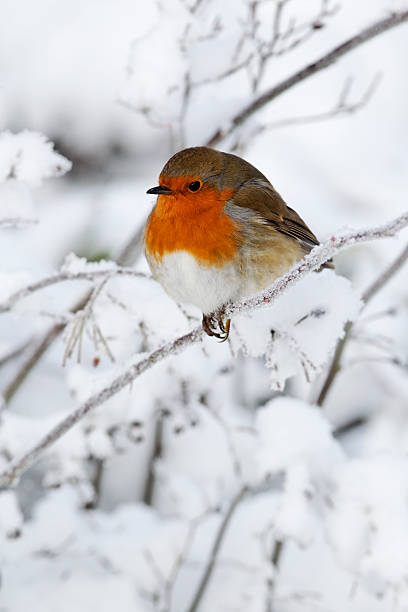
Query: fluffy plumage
[{"left": 144, "top": 146, "right": 330, "bottom": 338}]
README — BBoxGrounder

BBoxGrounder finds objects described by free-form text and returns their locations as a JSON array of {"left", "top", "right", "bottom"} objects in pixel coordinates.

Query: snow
[
  {"left": 233, "top": 270, "right": 362, "bottom": 389},
  {"left": 0, "top": 490, "right": 23, "bottom": 537},
  {"left": 1, "top": 0, "right": 408, "bottom": 610},
  {"left": 61, "top": 252, "right": 117, "bottom": 275},
  {"left": 0, "top": 131, "right": 71, "bottom": 187}
]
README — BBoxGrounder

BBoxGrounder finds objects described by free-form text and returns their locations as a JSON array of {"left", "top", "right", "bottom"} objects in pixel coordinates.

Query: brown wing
[
  {"left": 228, "top": 178, "right": 334, "bottom": 268},
  {"left": 231, "top": 179, "right": 319, "bottom": 249}
]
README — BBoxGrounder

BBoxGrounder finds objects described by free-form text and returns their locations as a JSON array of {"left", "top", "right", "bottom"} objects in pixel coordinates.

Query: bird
[{"left": 144, "top": 146, "right": 331, "bottom": 341}]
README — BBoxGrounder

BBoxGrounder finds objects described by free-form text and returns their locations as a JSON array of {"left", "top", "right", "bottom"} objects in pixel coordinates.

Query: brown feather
[{"left": 225, "top": 176, "right": 334, "bottom": 269}]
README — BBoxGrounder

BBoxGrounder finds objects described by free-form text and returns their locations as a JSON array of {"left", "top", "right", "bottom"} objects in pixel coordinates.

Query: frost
[
  {"left": 234, "top": 270, "right": 362, "bottom": 389},
  {"left": 1, "top": 1, "right": 408, "bottom": 610},
  {"left": 0, "top": 131, "right": 71, "bottom": 187}
]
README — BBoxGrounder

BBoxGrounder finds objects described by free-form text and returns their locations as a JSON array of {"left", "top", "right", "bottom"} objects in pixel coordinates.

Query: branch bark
[
  {"left": 205, "top": 10, "right": 408, "bottom": 147},
  {"left": 0, "top": 211, "right": 407, "bottom": 489}
]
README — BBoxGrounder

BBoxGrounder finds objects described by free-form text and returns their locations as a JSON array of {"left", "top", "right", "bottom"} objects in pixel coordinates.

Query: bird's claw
[{"left": 202, "top": 312, "right": 231, "bottom": 342}]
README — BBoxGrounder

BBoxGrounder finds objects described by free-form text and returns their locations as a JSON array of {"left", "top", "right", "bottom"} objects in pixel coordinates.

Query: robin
[{"left": 145, "top": 146, "right": 331, "bottom": 341}]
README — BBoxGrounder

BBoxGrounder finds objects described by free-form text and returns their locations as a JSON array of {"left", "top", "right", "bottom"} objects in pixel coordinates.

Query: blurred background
[{"left": 1, "top": 0, "right": 408, "bottom": 610}]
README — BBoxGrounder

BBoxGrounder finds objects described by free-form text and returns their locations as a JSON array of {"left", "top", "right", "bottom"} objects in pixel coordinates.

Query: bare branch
[
  {"left": 206, "top": 10, "right": 408, "bottom": 146},
  {"left": 316, "top": 241, "right": 408, "bottom": 406},
  {"left": 0, "top": 211, "right": 407, "bottom": 489},
  {"left": 185, "top": 486, "right": 248, "bottom": 612},
  {"left": 251, "top": 73, "right": 381, "bottom": 134}
]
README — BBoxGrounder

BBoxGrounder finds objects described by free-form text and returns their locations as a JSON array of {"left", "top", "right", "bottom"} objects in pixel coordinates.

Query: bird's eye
[{"left": 188, "top": 181, "right": 201, "bottom": 192}]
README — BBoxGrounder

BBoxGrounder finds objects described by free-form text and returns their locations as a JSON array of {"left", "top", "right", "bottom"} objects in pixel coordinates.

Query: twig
[
  {"left": 2, "top": 322, "right": 66, "bottom": 404},
  {"left": 316, "top": 241, "right": 408, "bottom": 406},
  {"left": 185, "top": 486, "right": 248, "bottom": 612},
  {"left": 3, "top": 11, "right": 407, "bottom": 413},
  {"left": 62, "top": 278, "right": 111, "bottom": 365},
  {"left": 229, "top": 211, "right": 408, "bottom": 316},
  {"left": 362, "top": 242, "right": 408, "bottom": 304},
  {"left": 142, "top": 415, "right": 163, "bottom": 506},
  {"left": 266, "top": 539, "right": 285, "bottom": 612},
  {"left": 252, "top": 73, "right": 381, "bottom": 134},
  {"left": 0, "top": 211, "right": 407, "bottom": 488},
  {"left": 205, "top": 10, "right": 408, "bottom": 146},
  {"left": 0, "top": 268, "right": 149, "bottom": 313},
  {"left": 333, "top": 415, "right": 368, "bottom": 438}
]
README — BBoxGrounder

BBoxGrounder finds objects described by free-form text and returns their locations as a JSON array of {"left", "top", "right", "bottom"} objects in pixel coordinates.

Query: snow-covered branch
[
  {"left": 230, "top": 210, "right": 408, "bottom": 316},
  {"left": 0, "top": 210, "right": 407, "bottom": 489},
  {"left": 0, "top": 267, "right": 150, "bottom": 313}
]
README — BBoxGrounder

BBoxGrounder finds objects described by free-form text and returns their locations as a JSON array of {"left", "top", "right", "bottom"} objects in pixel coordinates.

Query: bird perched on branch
[{"left": 145, "top": 146, "right": 331, "bottom": 341}]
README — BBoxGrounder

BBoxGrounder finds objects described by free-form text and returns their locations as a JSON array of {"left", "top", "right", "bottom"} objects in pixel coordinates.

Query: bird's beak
[{"left": 146, "top": 185, "right": 173, "bottom": 195}]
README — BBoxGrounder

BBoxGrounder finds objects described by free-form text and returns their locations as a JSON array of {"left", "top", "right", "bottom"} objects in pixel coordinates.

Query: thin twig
[
  {"left": 0, "top": 211, "right": 407, "bottom": 488},
  {"left": 205, "top": 10, "right": 408, "bottom": 146},
  {"left": 362, "top": 242, "right": 408, "bottom": 304},
  {"left": 266, "top": 539, "right": 285, "bottom": 612},
  {"left": 142, "top": 416, "right": 163, "bottom": 506},
  {"left": 253, "top": 73, "right": 381, "bottom": 133},
  {"left": 0, "top": 268, "right": 149, "bottom": 313},
  {"left": 316, "top": 241, "right": 408, "bottom": 406},
  {"left": 185, "top": 486, "right": 248, "bottom": 612},
  {"left": 2, "top": 322, "right": 66, "bottom": 404}
]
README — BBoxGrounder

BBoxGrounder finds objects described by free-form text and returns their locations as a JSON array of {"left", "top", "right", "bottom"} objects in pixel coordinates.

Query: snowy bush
[
  {"left": 1, "top": 1, "right": 408, "bottom": 611},
  {"left": 0, "top": 131, "right": 71, "bottom": 226}
]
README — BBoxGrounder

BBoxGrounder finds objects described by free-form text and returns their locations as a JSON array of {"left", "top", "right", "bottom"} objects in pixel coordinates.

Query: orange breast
[{"left": 145, "top": 185, "right": 239, "bottom": 267}]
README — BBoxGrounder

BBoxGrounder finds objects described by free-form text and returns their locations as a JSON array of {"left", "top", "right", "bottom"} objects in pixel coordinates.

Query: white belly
[{"left": 147, "top": 250, "right": 241, "bottom": 314}]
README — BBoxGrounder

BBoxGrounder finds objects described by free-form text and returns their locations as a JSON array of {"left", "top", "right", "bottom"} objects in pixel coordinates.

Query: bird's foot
[{"left": 202, "top": 311, "right": 231, "bottom": 342}]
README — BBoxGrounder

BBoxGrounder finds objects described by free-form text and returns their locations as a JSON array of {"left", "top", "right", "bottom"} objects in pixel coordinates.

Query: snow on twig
[
  {"left": 0, "top": 268, "right": 150, "bottom": 313},
  {"left": 0, "top": 210, "right": 407, "bottom": 489}
]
